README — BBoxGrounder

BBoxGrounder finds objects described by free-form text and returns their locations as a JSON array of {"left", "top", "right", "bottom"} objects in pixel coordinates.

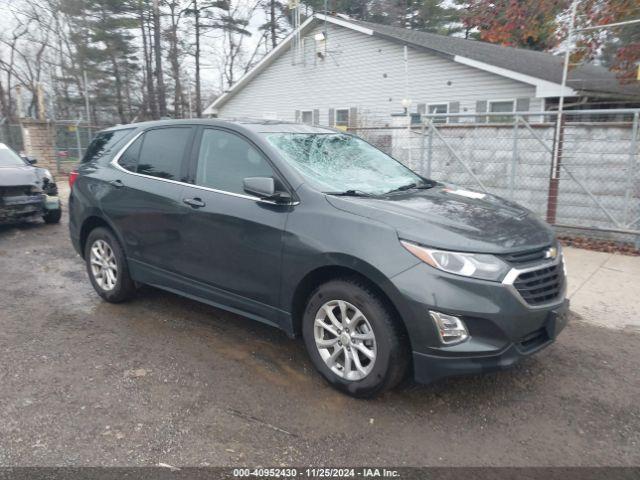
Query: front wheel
[
  {"left": 85, "top": 227, "right": 136, "bottom": 303},
  {"left": 302, "top": 278, "right": 409, "bottom": 398}
]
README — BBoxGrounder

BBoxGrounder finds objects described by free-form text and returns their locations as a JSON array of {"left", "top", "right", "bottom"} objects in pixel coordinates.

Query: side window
[
  {"left": 301, "top": 111, "right": 313, "bottom": 125},
  {"left": 82, "top": 128, "right": 134, "bottom": 164},
  {"left": 428, "top": 104, "right": 449, "bottom": 124},
  {"left": 117, "top": 135, "right": 143, "bottom": 172},
  {"left": 195, "top": 129, "right": 274, "bottom": 195},
  {"left": 335, "top": 109, "right": 349, "bottom": 128},
  {"left": 489, "top": 100, "right": 515, "bottom": 123},
  {"left": 137, "top": 127, "right": 191, "bottom": 180}
]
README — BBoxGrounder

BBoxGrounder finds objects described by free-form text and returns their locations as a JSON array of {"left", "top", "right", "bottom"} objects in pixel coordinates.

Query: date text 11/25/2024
[{"left": 232, "top": 468, "right": 400, "bottom": 478}]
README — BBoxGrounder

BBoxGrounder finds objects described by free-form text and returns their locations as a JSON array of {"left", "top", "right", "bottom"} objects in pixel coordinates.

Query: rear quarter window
[
  {"left": 135, "top": 127, "right": 192, "bottom": 181},
  {"left": 82, "top": 129, "right": 135, "bottom": 164}
]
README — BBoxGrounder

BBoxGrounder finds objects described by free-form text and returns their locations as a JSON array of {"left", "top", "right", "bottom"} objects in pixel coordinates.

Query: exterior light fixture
[{"left": 401, "top": 98, "right": 411, "bottom": 114}]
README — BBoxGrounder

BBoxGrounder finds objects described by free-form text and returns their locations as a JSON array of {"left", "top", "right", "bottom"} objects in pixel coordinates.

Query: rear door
[
  {"left": 177, "top": 126, "right": 292, "bottom": 321},
  {"left": 101, "top": 126, "right": 195, "bottom": 274}
]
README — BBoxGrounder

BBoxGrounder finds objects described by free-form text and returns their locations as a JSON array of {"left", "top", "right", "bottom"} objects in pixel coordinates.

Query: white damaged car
[{"left": 0, "top": 143, "right": 62, "bottom": 224}]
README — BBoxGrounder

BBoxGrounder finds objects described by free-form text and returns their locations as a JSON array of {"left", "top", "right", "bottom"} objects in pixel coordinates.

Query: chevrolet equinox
[{"left": 69, "top": 119, "right": 568, "bottom": 397}]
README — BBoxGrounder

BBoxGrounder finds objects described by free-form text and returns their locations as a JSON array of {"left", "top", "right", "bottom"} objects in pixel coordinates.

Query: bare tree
[
  {"left": 139, "top": 0, "right": 158, "bottom": 119},
  {"left": 219, "top": 0, "right": 258, "bottom": 89},
  {"left": 152, "top": 0, "right": 167, "bottom": 117},
  {"left": 166, "top": 0, "right": 186, "bottom": 118}
]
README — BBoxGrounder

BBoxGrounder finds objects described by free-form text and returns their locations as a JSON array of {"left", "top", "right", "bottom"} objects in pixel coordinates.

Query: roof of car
[{"left": 102, "top": 118, "right": 337, "bottom": 134}]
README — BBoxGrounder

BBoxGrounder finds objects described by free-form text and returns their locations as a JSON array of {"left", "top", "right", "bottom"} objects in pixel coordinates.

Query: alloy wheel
[
  {"left": 89, "top": 239, "right": 118, "bottom": 291},
  {"left": 313, "top": 300, "right": 377, "bottom": 381}
]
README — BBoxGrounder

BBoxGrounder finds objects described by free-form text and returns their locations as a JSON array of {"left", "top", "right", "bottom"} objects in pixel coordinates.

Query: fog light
[{"left": 429, "top": 311, "right": 469, "bottom": 345}]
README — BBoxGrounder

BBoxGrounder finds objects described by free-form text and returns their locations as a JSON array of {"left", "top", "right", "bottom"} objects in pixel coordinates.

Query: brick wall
[{"left": 20, "top": 119, "right": 57, "bottom": 178}]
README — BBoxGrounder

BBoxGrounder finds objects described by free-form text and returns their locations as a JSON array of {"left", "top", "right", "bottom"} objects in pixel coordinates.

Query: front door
[{"left": 178, "top": 127, "right": 291, "bottom": 322}]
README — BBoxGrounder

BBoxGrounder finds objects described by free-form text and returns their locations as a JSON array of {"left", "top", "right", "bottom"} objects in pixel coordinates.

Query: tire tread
[
  {"left": 303, "top": 276, "right": 410, "bottom": 398},
  {"left": 85, "top": 227, "right": 136, "bottom": 303}
]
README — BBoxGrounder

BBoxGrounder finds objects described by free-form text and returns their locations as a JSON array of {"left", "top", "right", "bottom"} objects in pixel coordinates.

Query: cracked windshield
[{"left": 264, "top": 133, "right": 424, "bottom": 195}]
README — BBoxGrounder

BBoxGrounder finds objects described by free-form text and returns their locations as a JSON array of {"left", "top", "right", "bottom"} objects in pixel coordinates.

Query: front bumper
[
  {"left": 0, "top": 193, "right": 60, "bottom": 222},
  {"left": 0, "top": 194, "right": 45, "bottom": 221},
  {"left": 412, "top": 303, "right": 568, "bottom": 383},
  {"left": 389, "top": 261, "right": 569, "bottom": 384}
]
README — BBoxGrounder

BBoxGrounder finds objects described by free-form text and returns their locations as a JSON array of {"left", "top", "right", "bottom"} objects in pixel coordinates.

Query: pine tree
[
  {"left": 304, "top": 0, "right": 462, "bottom": 33},
  {"left": 61, "top": 0, "right": 140, "bottom": 124}
]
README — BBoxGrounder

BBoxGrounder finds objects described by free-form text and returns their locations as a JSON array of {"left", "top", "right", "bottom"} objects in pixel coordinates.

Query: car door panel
[
  {"left": 100, "top": 126, "right": 194, "bottom": 275},
  {"left": 179, "top": 185, "right": 288, "bottom": 306},
  {"left": 177, "top": 127, "right": 291, "bottom": 323},
  {"left": 102, "top": 174, "right": 187, "bottom": 274}
]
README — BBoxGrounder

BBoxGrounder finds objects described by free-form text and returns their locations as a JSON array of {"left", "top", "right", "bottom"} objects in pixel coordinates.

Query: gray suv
[{"left": 69, "top": 119, "right": 568, "bottom": 398}]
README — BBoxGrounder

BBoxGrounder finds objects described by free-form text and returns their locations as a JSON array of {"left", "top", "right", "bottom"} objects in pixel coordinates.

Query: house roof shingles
[
  {"left": 346, "top": 17, "right": 640, "bottom": 98},
  {"left": 206, "top": 14, "right": 639, "bottom": 113}
]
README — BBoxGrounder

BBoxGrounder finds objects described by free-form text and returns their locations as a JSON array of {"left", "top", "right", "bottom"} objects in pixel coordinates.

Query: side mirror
[
  {"left": 243, "top": 177, "right": 292, "bottom": 203},
  {"left": 243, "top": 177, "right": 275, "bottom": 197},
  {"left": 22, "top": 156, "right": 37, "bottom": 165}
]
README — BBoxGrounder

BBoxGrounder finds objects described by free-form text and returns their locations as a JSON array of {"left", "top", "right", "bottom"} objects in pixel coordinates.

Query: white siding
[{"left": 217, "top": 24, "right": 542, "bottom": 123}]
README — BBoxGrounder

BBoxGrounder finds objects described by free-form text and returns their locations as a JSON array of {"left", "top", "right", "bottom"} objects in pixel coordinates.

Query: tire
[
  {"left": 84, "top": 227, "right": 136, "bottom": 303},
  {"left": 43, "top": 208, "right": 62, "bottom": 224},
  {"left": 302, "top": 278, "right": 409, "bottom": 398}
]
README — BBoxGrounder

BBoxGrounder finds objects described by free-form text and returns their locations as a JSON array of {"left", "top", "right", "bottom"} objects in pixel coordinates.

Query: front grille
[
  {"left": 513, "top": 262, "right": 564, "bottom": 306},
  {"left": 0, "top": 185, "right": 32, "bottom": 197},
  {"left": 502, "top": 246, "right": 549, "bottom": 266}
]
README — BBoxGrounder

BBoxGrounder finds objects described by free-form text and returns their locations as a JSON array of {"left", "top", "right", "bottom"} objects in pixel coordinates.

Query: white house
[{"left": 204, "top": 13, "right": 640, "bottom": 126}]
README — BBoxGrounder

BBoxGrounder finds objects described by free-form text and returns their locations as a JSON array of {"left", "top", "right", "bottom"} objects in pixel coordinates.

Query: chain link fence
[
  {"left": 2, "top": 118, "right": 107, "bottom": 175},
  {"left": 347, "top": 108, "right": 640, "bottom": 240},
  {"left": 53, "top": 120, "right": 105, "bottom": 174},
  {"left": 0, "top": 118, "right": 24, "bottom": 153}
]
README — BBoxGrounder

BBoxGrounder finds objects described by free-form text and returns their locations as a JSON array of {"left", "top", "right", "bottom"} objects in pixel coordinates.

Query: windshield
[
  {"left": 0, "top": 144, "right": 27, "bottom": 167},
  {"left": 263, "top": 133, "right": 424, "bottom": 195}
]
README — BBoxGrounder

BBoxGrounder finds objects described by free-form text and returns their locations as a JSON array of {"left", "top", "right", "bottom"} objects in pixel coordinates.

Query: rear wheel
[
  {"left": 302, "top": 278, "right": 409, "bottom": 398},
  {"left": 85, "top": 227, "right": 136, "bottom": 303}
]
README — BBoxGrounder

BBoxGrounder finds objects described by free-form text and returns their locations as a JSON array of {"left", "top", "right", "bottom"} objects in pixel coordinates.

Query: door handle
[
  {"left": 109, "top": 179, "right": 124, "bottom": 188},
  {"left": 183, "top": 197, "right": 206, "bottom": 208}
]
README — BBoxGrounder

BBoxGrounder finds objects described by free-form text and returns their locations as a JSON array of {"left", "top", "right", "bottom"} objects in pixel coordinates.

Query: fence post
[
  {"left": 509, "top": 116, "right": 519, "bottom": 200},
  {"left": 75, "top": 119, "right": 83, "bottom": 163},
  {"left": 0, "top": 117, "right": 6, "bottom": 145},
  {"left": 624, "top": 112, "right": 639, "bottom": 226},
  {"left": 546, "top": 113, "right": 565, "bottom": 224},
  {"left": 420, "top": 121, "right": 426, "bottom": 176},
  {"left": 407, "top": 112, "right": 412, "bottom": 166},
  {"left": 426, "top": 120, "right": 434, "bottom": 178}
]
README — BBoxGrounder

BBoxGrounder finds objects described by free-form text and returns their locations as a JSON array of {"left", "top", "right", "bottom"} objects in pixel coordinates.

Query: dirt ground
[{"left": 0, "top": 206, "right": 639, "bottom": 467}]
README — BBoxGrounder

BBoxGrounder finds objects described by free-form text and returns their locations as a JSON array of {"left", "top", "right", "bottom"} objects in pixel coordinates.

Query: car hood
[
  {"left": 326, "top": 185, "right": 554, "bottom": 254},
  {"left": 0, "top": 166, "right": 40, "bottom": 187}
]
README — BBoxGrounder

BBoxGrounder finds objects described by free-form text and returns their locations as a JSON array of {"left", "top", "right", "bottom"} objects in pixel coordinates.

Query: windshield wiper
[
  {"left": 384, "top": 181, "right": 434, "bottom": 195},
  {"left": 325, "top": 189, "right": 375, "bottom": 197}
]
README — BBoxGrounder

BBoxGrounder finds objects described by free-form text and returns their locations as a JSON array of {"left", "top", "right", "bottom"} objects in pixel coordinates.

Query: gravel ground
[{"left": 0, "top": 207, "right": 639, "bottom": 467}]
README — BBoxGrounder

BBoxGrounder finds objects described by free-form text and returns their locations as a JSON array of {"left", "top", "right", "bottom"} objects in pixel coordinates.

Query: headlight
[
  {"left": 400, "top": 240, "right": 510, "bottom": 281},
  {"left": 42, "top": 169, "right": 54, "bottom": 181}
]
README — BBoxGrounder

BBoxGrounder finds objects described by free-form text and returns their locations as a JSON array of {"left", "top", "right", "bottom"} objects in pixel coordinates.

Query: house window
[
  {"left": 335, "top": 109, "right": 350, "bottom": 128},
  {"left": 301, "top": 111, "right": 313, "bottom": 125},
  {"left": 428, "top": 104, "right": 448, "bottom": 124},
  {"left": 489, "top": 100, "right": 515, "bottom": 123}
]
